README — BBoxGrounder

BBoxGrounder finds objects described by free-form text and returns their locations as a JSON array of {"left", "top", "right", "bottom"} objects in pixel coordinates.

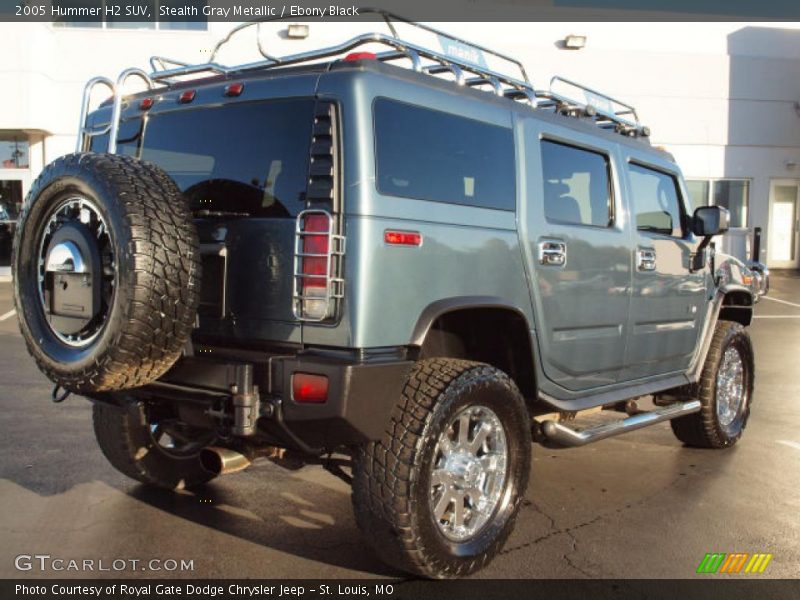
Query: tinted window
[
  {"left": 629, "top": 163, "right": 684, "bottom": 237},
  {"left": 541, "top": 140, "right": 612, "bottom": 227},
  {"left": 91, "top": 100, "right": 315, "bottom": 218},
  {"left": 374, "top": 98, "right": 515, "bottom": 210}
]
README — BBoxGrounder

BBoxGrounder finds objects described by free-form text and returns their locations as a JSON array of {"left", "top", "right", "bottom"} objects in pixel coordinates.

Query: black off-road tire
[
  {"left": 352, "top": 358, "right": 531, "bottom": 579},
  {"left": 670, "top": 320, "right": 754, "bottom": 448},
  {"left": 12, "top": 153, "right": 200, "bottom": 393},
  {"left": 93, "top": 399, "right": 216, "bottom": 490}
]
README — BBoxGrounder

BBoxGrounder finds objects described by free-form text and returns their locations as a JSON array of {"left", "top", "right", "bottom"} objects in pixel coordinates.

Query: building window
[
  {"left": 0, "top": 135, "right": 29, "bottom": 169},
  {"left": 685, "top": 179, "right": 710, "bottom": 208},
  {"left": 52, "top": 0, "right": 208, "bottom": 30},
  {"left": 685, "top": 178, "right": 750, "bottom": 228},
  {"left": 541, "top": 140, "right": 612, "bottom": 227},
  {"left": 713, "top": 180, "right": 749, "bottom": 228}
]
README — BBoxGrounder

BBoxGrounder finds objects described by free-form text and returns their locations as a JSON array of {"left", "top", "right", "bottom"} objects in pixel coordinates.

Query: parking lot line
[
  {"left": 0, "top": 310, "right": 16, "bottom": 321},
  {"left": 753, "top": 315, "right": 800, "bottom": 319},
  {"left": 762, "top": 296, "right": 800, "bottom": 309},
  {"left": 777, "top": 440, "right": 800, "bottom": 452}
]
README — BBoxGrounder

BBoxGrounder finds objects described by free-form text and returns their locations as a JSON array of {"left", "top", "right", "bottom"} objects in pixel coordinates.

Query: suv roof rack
[{"left": 77, "top": 10, "right": 650, "bottom": 153}]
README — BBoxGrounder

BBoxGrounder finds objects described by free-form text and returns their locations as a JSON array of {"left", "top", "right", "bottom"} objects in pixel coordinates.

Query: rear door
[
  {"left": 91, "top": 80, "right": 321, "bottom": 344},
  {"left": 619, "top": 157, "right": 705, "bottom": 380},
  {"left": 521, "top": 121, "right": 632, "bottom": 392}
]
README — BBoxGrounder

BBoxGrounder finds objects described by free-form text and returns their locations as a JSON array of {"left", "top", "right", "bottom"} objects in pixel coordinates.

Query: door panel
[
  {"left": 768, "top": 181, "right": 799, "bottom": 268},
  {"left": 621, "top": 161, "right": 705, "bottom": 381},
  {"left": 521, "top": 125, "right": 631, "bottom": 392}
]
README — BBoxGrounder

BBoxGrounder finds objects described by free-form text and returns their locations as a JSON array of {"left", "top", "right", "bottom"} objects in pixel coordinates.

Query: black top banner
[{"left": 2, "top": 0, "right": 800, "bottom": 22}]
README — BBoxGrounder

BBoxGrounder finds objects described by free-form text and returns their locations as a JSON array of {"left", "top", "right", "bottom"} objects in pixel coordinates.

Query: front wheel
[
  {"left": 670, "top": 320, "right": 754, "bottom": 448},
  {"left": 352, "top": 359, "right": 531, "bottom": 579}
]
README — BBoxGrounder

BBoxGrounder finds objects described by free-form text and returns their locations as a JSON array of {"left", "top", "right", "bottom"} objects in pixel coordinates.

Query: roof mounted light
[
  {"left": 139, "top": 97, "right": 154, "bottom": 110},
  {"left": 178, "top": 90, "right": 196, "bottom": 104}
]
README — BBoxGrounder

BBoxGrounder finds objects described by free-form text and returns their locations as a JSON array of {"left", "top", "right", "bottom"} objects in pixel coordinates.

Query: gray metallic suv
[{"left": 12, "top": 15, "right": 769, "bottom": 578}]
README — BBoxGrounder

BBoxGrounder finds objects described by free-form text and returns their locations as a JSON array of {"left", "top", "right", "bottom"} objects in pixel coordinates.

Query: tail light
[{"left": 293, "top": 210, "right": 344, "bottom": 321}]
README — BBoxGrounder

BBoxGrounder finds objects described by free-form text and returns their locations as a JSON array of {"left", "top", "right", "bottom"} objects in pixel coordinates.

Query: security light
[
  {"left": 287, "top": 24, "right": 310, "bottom": 39},
  {"left": 563, "top": 35, "right": 587, "bottom": 50}
]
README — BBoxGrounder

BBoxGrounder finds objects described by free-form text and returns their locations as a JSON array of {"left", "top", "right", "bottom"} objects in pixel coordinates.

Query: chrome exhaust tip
[{"left": 199, "top": 446, "right": 251, "bottom": 475}]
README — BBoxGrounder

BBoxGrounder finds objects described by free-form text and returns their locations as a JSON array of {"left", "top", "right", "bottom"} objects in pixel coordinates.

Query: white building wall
[{"left": 1, "top": 20, "right": 799, "bottom": 264}]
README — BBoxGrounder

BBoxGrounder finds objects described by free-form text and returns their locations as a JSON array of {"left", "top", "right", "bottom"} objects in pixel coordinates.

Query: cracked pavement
[{"left": 1, "top": 275, "right": 799, "bottom": 579}]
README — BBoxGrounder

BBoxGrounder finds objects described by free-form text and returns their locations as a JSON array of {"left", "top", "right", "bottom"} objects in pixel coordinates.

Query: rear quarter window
[{"left": 374, "top": 98, "right": 516, "bottom": 211}]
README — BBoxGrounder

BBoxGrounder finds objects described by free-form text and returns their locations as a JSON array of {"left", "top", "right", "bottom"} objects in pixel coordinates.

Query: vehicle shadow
[{"left": 125, "top": 465, "right": 403, "bottom": 578}]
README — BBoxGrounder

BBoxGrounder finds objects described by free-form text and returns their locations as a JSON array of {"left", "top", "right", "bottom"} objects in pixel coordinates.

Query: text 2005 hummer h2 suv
[{"left": 12, "top": 15, "right": 769, "bottom": 578}]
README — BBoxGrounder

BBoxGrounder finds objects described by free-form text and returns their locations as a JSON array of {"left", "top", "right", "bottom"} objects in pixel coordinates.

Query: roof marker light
[
  {"left": 344, "top": 52, "right": 377, "bottom": 62},
  {"left": 139, "top": 97, "right": 154, "bottom": 110},
  {"left": 224, "top": 83, "right": 244, "bottom": 97},
  {"left": 178, "top": 90, "right": 196, "bottom": 104}
]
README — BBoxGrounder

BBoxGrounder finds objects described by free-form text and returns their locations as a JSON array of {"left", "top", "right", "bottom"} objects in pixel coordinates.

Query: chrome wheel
[
  {"left": 36, "top": 196, "right": 115, "bottom": 347},
  {"left": 716, "top": 346, "right": 746, "bottom": 433},
  {"left": 429, "top": 405, "right": 508, "bottom": 542}
]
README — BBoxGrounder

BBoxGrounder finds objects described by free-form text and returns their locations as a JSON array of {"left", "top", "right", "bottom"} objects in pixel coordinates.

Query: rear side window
[
  {"left": 541, "top": 140, "right": 612, "bottom": 227},
  {"left": 90, "top": 99, "right": 315, "bottom": 218},
  {"left": 374, "top": 98, "right": 515, "bottom": 210},
  {"left": 628, "top": 163, "right": 685, "bottom": 237}
]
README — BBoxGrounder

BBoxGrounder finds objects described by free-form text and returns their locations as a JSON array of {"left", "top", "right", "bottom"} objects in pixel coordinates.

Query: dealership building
[{"left": 1, "top": 15, "right": 799, "bottom": 269}]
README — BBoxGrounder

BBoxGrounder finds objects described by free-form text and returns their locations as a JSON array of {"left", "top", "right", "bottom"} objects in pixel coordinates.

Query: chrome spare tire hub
[
  {"left": 716, "top": 346, "right": 746, "bottom": 431},
  {"left": 37, "top": 197, "right": 115, "bottom": 347},
  {"left": 430, "top": 405, "right": 508, "bottom": 541}
]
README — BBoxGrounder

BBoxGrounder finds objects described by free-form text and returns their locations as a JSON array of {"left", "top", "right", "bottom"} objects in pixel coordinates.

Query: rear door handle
[
  {"left": 637, "top": 247, "right": 657, "bottom": 271},
  {"left": 538, "top": 240, "right": 567, "bottom": 267}
]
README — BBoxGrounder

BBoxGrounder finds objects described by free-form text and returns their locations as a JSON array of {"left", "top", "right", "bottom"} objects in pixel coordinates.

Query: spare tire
[{"left": 12, "top": 153, "right": 200, "bottom": 393}]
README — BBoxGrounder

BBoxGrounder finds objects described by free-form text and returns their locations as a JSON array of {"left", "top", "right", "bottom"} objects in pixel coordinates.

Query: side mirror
[{"left": 692, "top": 205, "right": 730, "bottom": 237}]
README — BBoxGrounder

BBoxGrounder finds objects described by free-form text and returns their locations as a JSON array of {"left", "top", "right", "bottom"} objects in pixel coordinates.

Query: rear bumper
[{"left": 140, "top": 349, "right": 413, "bottom": 449}]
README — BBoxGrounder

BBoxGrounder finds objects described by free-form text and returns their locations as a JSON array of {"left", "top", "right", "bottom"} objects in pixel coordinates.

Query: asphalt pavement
[{"left": 1, "top": 274, "right": 799, "bottom": 580}]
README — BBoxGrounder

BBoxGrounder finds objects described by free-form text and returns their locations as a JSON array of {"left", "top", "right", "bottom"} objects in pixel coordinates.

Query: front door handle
[
  {"left": 538, "top": 240, "right": 567, "bottom": 267},
  {"left": 637, "top": 247, "right": 657, "bottom": 271}
]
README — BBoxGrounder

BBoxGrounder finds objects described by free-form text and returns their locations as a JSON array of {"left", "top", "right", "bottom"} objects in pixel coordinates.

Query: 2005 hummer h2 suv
[{"left": 13, "top": 14, "right": 769, "bottom": 578}]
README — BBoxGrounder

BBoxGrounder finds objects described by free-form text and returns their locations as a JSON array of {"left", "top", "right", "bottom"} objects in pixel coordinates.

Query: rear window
[
  {"left": 374, "top": 98, "right": 516, "bottom": 211},
  {"left": 90, "top": 99, "right": 315, "bottom": 218}
]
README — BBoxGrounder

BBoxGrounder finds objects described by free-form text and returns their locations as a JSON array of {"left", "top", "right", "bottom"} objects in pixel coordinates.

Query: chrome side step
[{"left": 540, "top": 400, "right": 702, "bottom": 447}]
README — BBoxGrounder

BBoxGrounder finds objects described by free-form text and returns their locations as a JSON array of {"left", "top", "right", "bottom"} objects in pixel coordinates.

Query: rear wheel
[
  {"left": 93, "top": 399, "right": 217, "bottom": 490},
  {"left": 670, "top": 320, "right": 754, "bottom": 448},
  {"left": 352, "top": 359, "right": 531, "bottom": 579}
]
